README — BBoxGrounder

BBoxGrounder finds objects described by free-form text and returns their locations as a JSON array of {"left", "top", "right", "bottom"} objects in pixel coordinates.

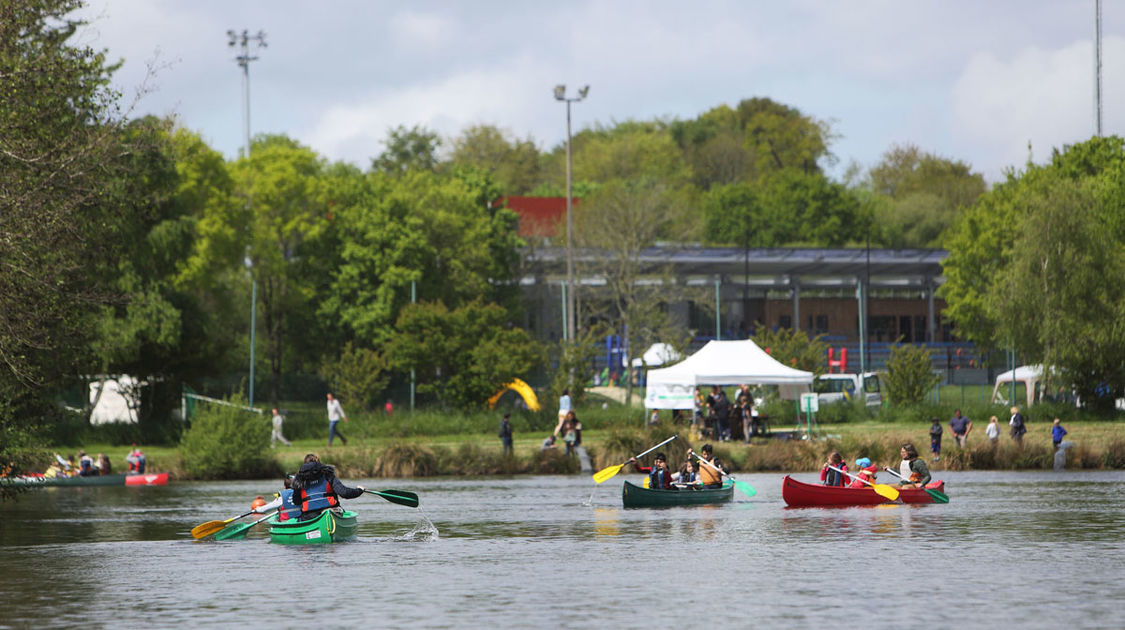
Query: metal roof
[{"left": 523, "top": 246, "right": 946, "bottom": 290}]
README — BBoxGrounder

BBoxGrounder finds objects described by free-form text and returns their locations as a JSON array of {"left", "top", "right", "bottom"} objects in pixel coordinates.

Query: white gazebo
[{"left": 644, "top": 339, "right": 814, "bottom": 410}]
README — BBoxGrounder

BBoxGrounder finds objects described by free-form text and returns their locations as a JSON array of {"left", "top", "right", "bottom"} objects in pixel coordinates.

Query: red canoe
[{"left": 782, "top": 475, "right": 946, "bottom": 507}]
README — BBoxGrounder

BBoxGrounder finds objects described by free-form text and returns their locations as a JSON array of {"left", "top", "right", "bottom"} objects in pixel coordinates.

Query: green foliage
[
  {"left": 752, "top": 327, "right": 828, "bottom": 375},
  {"left": 883, "top": 344, "right": 941, "bottom": 405},
  {"left": 549, "top": 331, "right": 605, "bottom": 408},
  {"left": 318, "top": 342, "right": 389, "bottom": 412},
  {"left": 178, "top": 396, "right": 277, "bottom": 479},
  {"left": 371, "top": 125, "right": 441, "bottom": 175},
  {"left": 942, "top": 136, "right": 1125, "bottom": 405},
  {"left": 449, "top": 124, "right": 541, "bottom": 195},
  {"left": 386, "top": 300, "right": 543, "bottom": 409}
]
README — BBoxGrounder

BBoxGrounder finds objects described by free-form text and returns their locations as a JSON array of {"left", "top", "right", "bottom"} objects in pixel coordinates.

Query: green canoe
[
  {"left": 267, "top": 509, "right": 358, "bottom": 545},
  {"left": 622, "top": 479, "right": 734, "bottom": 508}
]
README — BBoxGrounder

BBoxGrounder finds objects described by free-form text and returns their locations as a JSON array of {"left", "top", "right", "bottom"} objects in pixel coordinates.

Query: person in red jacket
[
  {"left": 629, "top": 452, "right": 675, "bottom": 490},
  {"left": 820, "top": 451, "right": 848, "bottom": 486},
  {"left": 848, "top": 457, "right": 879, "bottom": 488}
]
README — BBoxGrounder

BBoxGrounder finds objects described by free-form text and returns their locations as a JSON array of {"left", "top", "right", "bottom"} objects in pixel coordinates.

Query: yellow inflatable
[{"left": 487, "top": 378, "right": 541, "bottom": 412}]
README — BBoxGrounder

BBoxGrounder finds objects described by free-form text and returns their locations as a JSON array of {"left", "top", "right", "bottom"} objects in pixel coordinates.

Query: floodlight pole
[
  {"left": 229, "top": 28, "right": 266, "bottom": 407},
  {"left": 555, "top": 84, "right": 589, "bottom": 343}
]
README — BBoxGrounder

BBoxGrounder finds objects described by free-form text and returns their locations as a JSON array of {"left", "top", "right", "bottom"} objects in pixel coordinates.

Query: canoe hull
[
  {"left": 781, "top": 475, "right": 946, "bottom": 507},
  {"left": 1, "top": 472, "right": 169, "bottom": 487},
  {"left": 622, "top": 480, "right": 734, "bottom": 508},
  {"left": 268, "top": 510, "right": 358, "bottom": 545}
]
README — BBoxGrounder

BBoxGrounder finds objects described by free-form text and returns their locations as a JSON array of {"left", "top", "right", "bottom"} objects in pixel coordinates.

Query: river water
[{"left": 1, "top": 470, "right": 1123, "bottom": 629}]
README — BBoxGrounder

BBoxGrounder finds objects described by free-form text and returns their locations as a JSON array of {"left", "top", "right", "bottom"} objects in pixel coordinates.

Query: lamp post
[
  {"left": 554, "top": 84, "right": 589, "bottom": 343},
  {"left": 228, "top": 29, "right": 266, "bottom": 406}
]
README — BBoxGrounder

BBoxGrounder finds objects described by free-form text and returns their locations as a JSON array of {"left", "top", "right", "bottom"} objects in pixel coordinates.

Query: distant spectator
[
  {"left": 553, "top": 389, "right": 572, "bottom": 437},
  {"left": 385, "top": 399, "right": 394, "bottom": 416},
  {"left": 326, "top": 393, "right": 348, "bottom": 447},
  {"left": 1051, "top": 418, "right": 1068, "bottom": 449},
  {"left": 985, "top": 416, "right": 1000, "bottom": 446},
  {"left": 540, "top": 435, "right": 557, "bottom": 451},
  {"left": 1009, "top": 406, "right": 1027, "bottom": 445},
  {"left": 271, "top": 408, "right": 292, "bottom": 447},
  {"left": 498, "top": 413, "right": 513, "bottom": 455},
  {"left": 929, "top": 418, "right": 943, "bottom": 462},
  {"left": 949, "top": 409, "right": 972, "bottom": 448}
]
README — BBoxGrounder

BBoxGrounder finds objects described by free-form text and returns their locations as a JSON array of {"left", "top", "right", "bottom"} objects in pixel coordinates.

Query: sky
[{"left": 74, "top": 0, "right": 1124, "bottom": 183}]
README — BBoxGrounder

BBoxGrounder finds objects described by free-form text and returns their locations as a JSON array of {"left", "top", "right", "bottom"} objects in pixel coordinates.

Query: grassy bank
[{"left": 48, "top": 413, "right": 1124, "bottom": 481}]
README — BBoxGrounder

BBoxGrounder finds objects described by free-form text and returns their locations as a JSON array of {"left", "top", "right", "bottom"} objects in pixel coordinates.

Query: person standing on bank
[
  {"left": 949, "top": 409, "right": 972, "bottom": 448},
  {"left": 499, "top": 413, "right": 514, "bottom": 455},
  {"left": 554, "top": 388, "right": 572, "bottom": 437},
  {"left": 1009, "top": 406, "right": 1027, "bottom": 445},
  {"left": 271, "top": 408, "right": 292, "bottom": 447},
  {"left": 326, "top": 393, "right": 348, "bottom": 446},
  {"left": 290, "top": 454, "right": 364, "bottom": 521}
]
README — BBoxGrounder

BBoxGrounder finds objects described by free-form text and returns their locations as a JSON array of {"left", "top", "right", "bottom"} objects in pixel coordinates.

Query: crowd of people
[{"left": 43, "top": 445, "right": 146, "bottom": 478}]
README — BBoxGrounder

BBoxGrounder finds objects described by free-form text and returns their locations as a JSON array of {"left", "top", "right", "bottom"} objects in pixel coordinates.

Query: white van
[{"left": 815, "top": 373, "right": 882, "bottom": 407}]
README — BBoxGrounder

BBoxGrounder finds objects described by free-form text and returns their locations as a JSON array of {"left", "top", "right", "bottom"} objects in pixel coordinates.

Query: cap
[{"left": 856, "top": 457, "right": 872, "bottom": 468}]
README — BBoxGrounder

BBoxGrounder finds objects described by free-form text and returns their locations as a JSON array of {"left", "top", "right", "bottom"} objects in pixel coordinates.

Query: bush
[
  {"left": 883, "top": 344, "right": 941, "bottom": 405},
  {"left": 178, "top": 396, "right": 278, "bottom": 480}
]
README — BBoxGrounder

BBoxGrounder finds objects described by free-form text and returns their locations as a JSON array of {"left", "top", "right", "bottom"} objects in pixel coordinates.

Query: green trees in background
[
  {"left": 178, "top": 396, "right": 276, "bottom": 479},
  {"left": 942, "top": 137, "right": 1125, "bottom": 409}
]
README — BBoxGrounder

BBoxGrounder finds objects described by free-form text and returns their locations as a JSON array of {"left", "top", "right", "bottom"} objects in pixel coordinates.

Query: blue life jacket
[
  {"left": 279, "top": 489, "right": 297, "bottom": 521},
  {"left": 296, "top": 476, "right": 338, "bottom": 513},
  {"left": 649, "top": 468, "right": 672, "bottom": 490},
  {"left": 681, "top": 470, "right": 697, "bottom": 483}
]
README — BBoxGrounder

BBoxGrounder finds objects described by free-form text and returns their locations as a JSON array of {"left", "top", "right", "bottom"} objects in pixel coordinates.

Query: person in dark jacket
[
  {"left": 498, "top": 413, "right": 514, "bottom": 455},
  {"left": 290, "top": 453, "right": 365, "bottom": 521},
  {"left": 629, "top": 452, "right": 675, "bottom": 490}
]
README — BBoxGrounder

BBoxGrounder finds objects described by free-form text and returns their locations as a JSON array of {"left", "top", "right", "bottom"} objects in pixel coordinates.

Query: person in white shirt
[
  {"left": 326, "top": 393, "right": 348, "bottom": 446},
  {"left": 985, "top": 415, "right": 1000, "bottom": 445},
  {"left": 553, "top": 389, "right": 572, "bottom": 436}
]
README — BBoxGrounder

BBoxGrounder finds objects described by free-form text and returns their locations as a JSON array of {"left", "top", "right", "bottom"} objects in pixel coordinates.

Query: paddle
[
  {"left": 689, "top": 451, "right": 757, "bottom": 498},
  {"left": 191, "top": 508, "right": 257, "bottom": 539},
  {"left": 213, "top": 509, "right": 280, "bottom": 541},
  {"left": 364, "top": 488, "right": 419, "bottom": 508},
  {"left": 826, "top": 465, "right": 899, "bottom": 501},
  {"left": 592, "top": 435, "right": 678, "bottom": 484},
  {"left": 882, "top": 467, "right": 949, "bottom": 503}
]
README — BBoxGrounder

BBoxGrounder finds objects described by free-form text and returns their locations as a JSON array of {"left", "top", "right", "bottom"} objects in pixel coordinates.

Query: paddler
[
  {"left": 689, "top": 444, "right": 728, "bottom": 489},
  {"left": 848, "top": 457, "right": 878, "bottom": 488},
  {"left": 628, "top": 452, "right": 675, "bottom": 490},
  {"left": 895, "top": 443, "right": 931, "bottom": 488},
  {"left": 252, "top": 476, "right": 299, "bottom": 521},
  {"left": 290, "top": 453, "right": 365, "bottom": 521}
]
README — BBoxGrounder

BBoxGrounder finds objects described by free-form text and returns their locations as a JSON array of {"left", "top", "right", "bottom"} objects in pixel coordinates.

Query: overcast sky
[{"left": 76, "top": 0, "right": 1121, "bottom": 182}]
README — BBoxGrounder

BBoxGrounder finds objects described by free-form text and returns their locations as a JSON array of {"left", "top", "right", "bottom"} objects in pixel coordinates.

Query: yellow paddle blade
[
  {"left": 873, "top": 483, "right": 900, "bottom": 502},
  {"left": 642, "top": 477, "right": 650, "bottom": 488},
  {"left": 191, "top": 521, "right": 227, "bottom": 539},
  {"left": 592, "top": 463, "right": 625, "bottom": 484}
]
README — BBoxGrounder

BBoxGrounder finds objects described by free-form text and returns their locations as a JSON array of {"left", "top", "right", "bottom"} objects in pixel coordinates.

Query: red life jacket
[{"left": 296, "top": 477, "right": 339, "bottom": 513}]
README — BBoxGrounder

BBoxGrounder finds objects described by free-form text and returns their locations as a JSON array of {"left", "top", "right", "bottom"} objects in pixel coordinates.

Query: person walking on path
[
  {"left": 499, "top": 413, "right": 514, "bottom": 455},
  {"left": 949, "top": 409, "right": 972, "bottom": 448},
  {"left": 271, "top": 408, "right": 292, "bottom": 447},
  {"left": 326, "top": 393, "right": 348, "bottom": 446},
  {"left": 1009, "top": 406, "right": 1027, "bottom": 445},
  {"left": 985, "top": 415, "right": 1001, "bottom": 446}
]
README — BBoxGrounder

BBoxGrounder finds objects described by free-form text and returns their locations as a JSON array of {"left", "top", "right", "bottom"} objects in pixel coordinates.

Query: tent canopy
[
  {"left": 631, "top": 343, "right": 681, "bottom": 368},
  {"left": 644, "top": 339, "right": 814, "bottom": 410},
  {"left": 991, "top": 365, "right": 1046, "bottom": 408}
]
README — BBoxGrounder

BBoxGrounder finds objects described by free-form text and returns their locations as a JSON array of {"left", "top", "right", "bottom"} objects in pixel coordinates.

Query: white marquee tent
[{"left": 644, "top": 339, "right": 814, "bottom": 410}]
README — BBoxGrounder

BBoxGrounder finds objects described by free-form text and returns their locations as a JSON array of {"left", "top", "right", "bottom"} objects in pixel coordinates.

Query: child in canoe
[
  {"left": 820, "top": 451, "right": 848, "bottom": 486},
  {"left": 848, "top": 457, "right": 878, "bottom": 488},
  {"left": 628, "top": 452, "right": 676, "bottom": 490}
]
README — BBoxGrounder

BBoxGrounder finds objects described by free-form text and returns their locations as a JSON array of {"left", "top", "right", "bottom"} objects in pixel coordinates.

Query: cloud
[{"left": 950, "top": 38, "right": 1122, "bottom": 178}]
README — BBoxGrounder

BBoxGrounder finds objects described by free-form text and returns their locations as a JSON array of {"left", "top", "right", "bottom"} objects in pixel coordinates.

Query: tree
[
  {"left": 323, "top": 168, "right": 522, "bottom": 348},
  {"left": 449, "top": 124, "right": 542, "bottom": 195},
  {"left": 0, "top": 0, "right": 138, "bottom": 492},
  {"left": 882, "top": 344, "right": 941, "bottom": 405},
  {"left": 753, "top": 170, "right": 868, "bottom": 246},
  {"left": 752, "top": 327, "right": 828, "bottom": 375},
  {"left": 866, "top": 144, "right": 987, "bottom": 248},
  {"left": 942, "top": 136, "right": 1125, "bottom": 406},
  {"left": 371, "top": 124, "right": 441, "bottom": 175},
  {"left": 574, "top": 181, "right": 702, "bottom": 403},
  {"left": 385, "top": 301, "right": 543, "bottom": 409}
]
